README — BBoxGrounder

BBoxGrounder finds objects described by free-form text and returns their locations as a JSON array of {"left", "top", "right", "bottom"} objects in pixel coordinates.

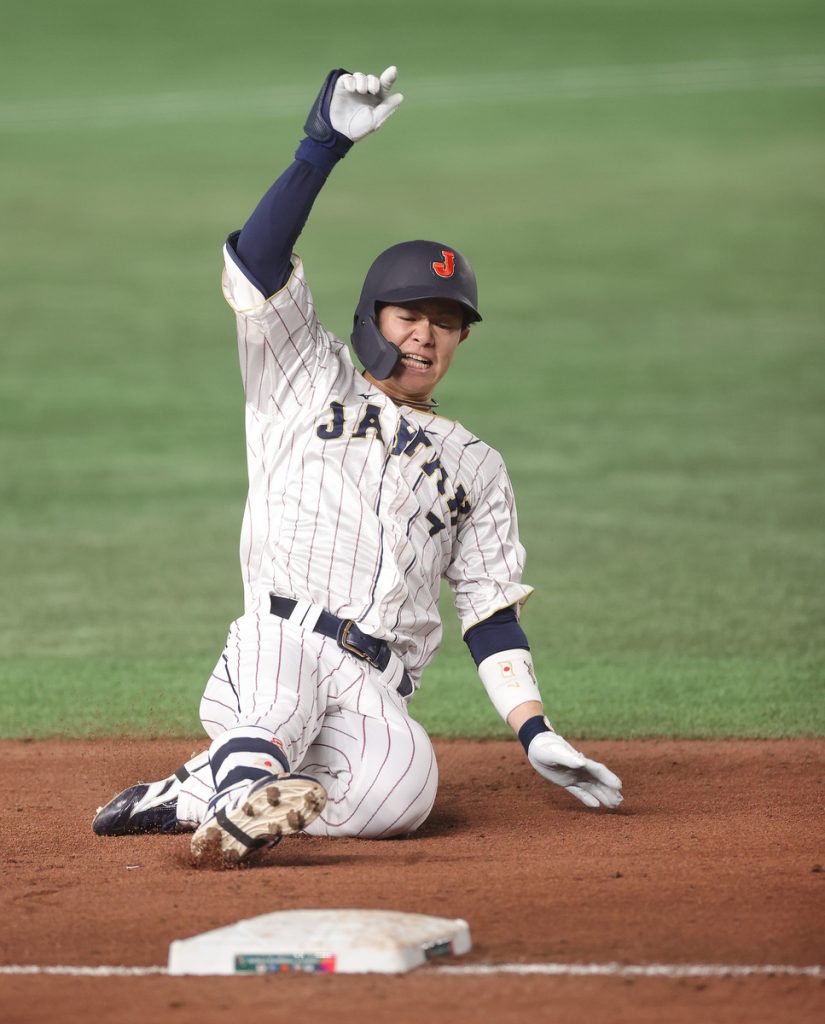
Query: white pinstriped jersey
[{"left": 221, "top": 248, "right": 533, "bottom": 686}]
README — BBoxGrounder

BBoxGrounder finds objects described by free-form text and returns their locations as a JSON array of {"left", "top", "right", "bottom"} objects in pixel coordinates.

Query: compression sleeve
[
  {"left": 233, "top": 136, "right": 350, "bottom": 298},
  {"left": 463, "top": 606, "right": 530, "bottom": 666}
]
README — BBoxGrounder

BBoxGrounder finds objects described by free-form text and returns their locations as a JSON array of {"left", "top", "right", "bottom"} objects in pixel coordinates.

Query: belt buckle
[{"left": 338, "top": 620, "right": 373, "bottom": 665}]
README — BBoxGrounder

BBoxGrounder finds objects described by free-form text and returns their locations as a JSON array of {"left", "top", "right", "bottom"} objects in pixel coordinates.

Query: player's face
[{"left": 372, "top": 299, "right": 470, "bottom": 406}]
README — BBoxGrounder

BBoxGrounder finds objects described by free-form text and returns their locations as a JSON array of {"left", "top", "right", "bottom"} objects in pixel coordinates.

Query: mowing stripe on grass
[
  {"left": 1, "top": 961, "right": 822, "bottom": 978},
  {"left": 1, "top": 55, "right": 823, "bottom": 132}
]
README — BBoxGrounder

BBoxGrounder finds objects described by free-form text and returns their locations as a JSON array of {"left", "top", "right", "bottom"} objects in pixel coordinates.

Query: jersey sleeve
[
  {"left": 446, "top": 449, "right": 534, "bottom": 634},
  {"left": 221, "top": 240, "right": 340, "bottom": 417}
]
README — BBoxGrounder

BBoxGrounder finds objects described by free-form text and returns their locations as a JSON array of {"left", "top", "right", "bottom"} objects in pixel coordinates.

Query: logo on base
[{"left": 236, "top": 953, "right": 337, "bottom": 974}]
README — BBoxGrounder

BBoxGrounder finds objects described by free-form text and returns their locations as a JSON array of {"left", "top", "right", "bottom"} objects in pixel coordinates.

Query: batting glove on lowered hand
[
  {"left": 328, "top": 66, "right": 404, "bottom": 141},
  {"left": 525, "top": 727, "right": 623, "bottom": 809}
]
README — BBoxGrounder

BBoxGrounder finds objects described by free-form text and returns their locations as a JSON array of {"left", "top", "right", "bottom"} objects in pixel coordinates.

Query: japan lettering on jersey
[{"left": 221, "top": 245, "right": 533, "bottom": 685}]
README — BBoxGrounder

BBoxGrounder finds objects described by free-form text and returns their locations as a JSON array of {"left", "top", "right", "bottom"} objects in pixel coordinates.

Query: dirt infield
[{"left": 1, "top": 738, "right": 823, "bottom": 1022}]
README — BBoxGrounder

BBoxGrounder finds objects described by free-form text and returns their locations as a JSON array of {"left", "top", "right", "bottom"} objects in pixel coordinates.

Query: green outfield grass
[{"left": 1, "top": 1, "right": 823, "bottom": 738}]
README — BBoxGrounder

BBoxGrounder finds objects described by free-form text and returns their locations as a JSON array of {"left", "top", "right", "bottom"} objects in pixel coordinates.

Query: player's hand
[
  {"left": 329, "top": 66, "right": 404, "bottom": 142},
  {"left": 527, "top": 731, "right": 623, "bottom": 809}
]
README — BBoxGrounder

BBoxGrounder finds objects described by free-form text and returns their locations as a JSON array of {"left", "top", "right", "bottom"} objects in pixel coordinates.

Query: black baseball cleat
[{"left": 92, "top": 767, "right": 189, "bottom": 836}]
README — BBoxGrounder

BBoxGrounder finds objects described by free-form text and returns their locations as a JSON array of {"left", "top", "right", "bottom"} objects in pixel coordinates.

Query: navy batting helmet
[{"left": 351, "top": 240, "right": 482, "bottom": 380}]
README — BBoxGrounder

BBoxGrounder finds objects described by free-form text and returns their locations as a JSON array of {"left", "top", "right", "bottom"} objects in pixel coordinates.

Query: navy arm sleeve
[
  {"left": 463, "top": 606, "right": 530, "bottom": 666},
  {"left": 231, "top": 135, "right": 352, "bottom": 298}
]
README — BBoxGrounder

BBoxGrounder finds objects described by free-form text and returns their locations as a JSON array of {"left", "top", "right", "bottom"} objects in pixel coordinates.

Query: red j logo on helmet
[{"left": 431, "top": 250, "right": 455, "bottom": 278}]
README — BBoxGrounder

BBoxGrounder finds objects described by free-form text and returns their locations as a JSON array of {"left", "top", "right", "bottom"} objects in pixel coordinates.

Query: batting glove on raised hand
[
  {"left": 329, "top": 66, "right": 404, "bottom": 142},
  {"left": 527, "top": 730, "right": 623, "bottom": 809}
]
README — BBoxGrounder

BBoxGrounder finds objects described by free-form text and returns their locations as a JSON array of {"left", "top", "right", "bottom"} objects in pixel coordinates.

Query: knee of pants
[
  {"left": 301, "top": 712, "right": 439, "bottom": 840},
  {"left": 350, "top": 737, "right": 440, "bottom": 840},
  {"left": 199, "top": 692, "right": 234, "bottom": 739},
  {"left": 370, "top": 773, "right": 439, "bottom": 838},
  {"left": 307, "top": 772, "right": 438, "bottom": 839},
  {"left": 199, "top": 652, "right": 239, "bottom": 739}
]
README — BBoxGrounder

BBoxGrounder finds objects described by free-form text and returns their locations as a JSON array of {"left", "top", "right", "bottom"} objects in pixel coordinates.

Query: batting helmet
[{"left": 351, "top": 240, "right": 482, "bottom": 380}]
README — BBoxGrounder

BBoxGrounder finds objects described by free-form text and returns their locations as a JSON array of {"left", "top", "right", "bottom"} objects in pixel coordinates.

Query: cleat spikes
[{"left": 190, "top": 774, "right": 326, "bottom": 868}]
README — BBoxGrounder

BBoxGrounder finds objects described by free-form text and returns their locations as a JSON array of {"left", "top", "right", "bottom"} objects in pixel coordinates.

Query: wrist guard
[
  {"left": 477, "top": 648, "right": 542, "bottom": 722},
  {"left": 298, "top": 68, "right": 353, "bottom": 170}
]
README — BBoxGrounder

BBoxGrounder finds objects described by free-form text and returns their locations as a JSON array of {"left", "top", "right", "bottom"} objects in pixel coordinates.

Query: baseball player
[{"left": 94, "top": 65, "right": 622, "bottom": 866}]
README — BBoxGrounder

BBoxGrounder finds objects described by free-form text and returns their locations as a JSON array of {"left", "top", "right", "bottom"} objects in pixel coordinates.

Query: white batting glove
[
  {"left": 329, "top": 66, "right": 404, "bottom": 142},
  {"left": 527, "top": 731, "right": 623, "bottom": 809}
]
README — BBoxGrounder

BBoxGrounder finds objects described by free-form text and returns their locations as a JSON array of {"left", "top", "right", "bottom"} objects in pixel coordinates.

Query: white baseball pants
[{"left": 176, "top": 612, "right": 438, "bottom": 839}]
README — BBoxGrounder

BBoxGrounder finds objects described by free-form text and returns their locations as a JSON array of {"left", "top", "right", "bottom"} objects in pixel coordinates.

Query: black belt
[{"left": 269, "top": 595, "right": 413, "bottom": 699}]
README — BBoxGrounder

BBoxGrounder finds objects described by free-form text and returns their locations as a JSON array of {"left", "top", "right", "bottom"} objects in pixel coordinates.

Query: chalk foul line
[
  {"left": 0, "top": 965, "right": 167, "bottom": 977},
  {"left": 436, "top": 962, "right": 825, "bottom": 978},
  {"left": 0, "top": 961, "right": 822, "bottom": 979}
]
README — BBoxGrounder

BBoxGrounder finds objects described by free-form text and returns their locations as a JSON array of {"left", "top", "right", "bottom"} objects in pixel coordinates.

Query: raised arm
[{"left": 230, "top": 67, "right": 404, "bottom": 297}]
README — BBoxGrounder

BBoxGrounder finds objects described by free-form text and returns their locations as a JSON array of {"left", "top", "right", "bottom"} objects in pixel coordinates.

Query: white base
[{"left": 168, "top": 909, "right": 471, "bottom": 975}]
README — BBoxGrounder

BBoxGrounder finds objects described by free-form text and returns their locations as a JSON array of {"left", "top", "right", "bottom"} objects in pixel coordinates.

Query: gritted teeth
[{"left": 401, "top": 353, "right": 432, "bottom": 366}]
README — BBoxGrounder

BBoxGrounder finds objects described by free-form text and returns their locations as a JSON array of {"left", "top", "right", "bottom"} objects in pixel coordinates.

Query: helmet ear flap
[{"left": 351, "top": 312, "right": 401, "bottom": 380}]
